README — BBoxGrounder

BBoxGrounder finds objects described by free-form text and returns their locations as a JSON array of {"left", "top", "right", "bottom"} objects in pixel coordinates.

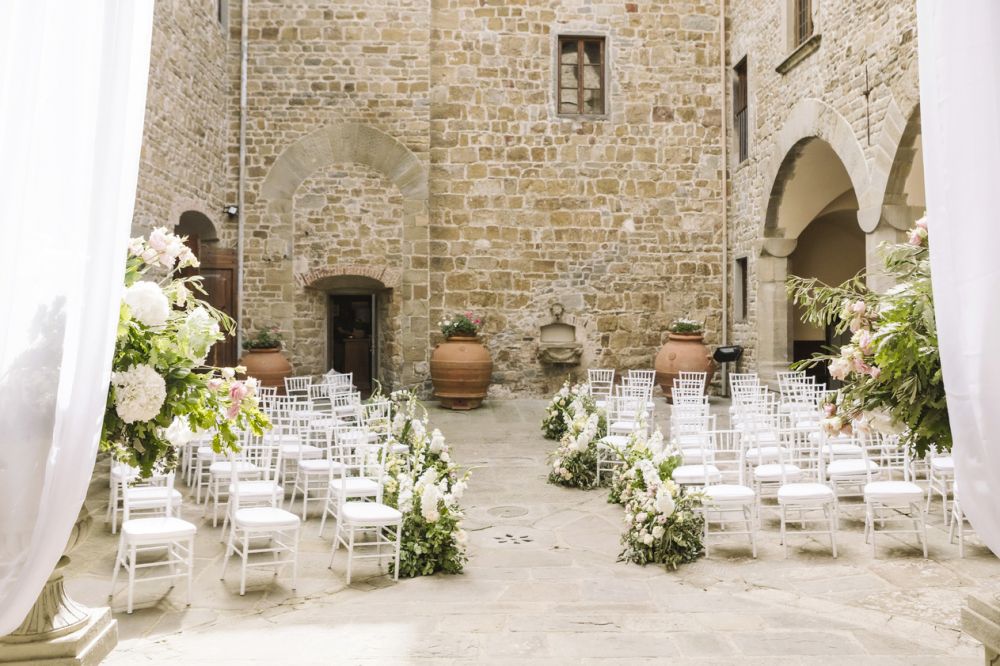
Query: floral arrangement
[
  {"left": 607, "top": 427, "right": 678, "bottom": 504},
  {"left": 438, "top": 312, "right": 482, "bottom": 339},
  {"left": 788, "top": 218, "right": 949, "bottom": 457},
  {"left": 612, "top": 431, "right": 703, "bottom": 569},
  {"left": 668, "top": 318, "right": 704, "bottom": 335},
  {"left": 102, "top": 228, "right": 270, "bottom": 477},
  {"left": 381, "top": 389, "right": 469, "bottom": 577},
  {"left": 547, "top": 393, "right": 607, "bottom": 489},
  {"left": 540, "top": 380, "right": 592, "bottom": 440},
  {"left": 242, "top": 325, "right": 283, "bottom": 350}
]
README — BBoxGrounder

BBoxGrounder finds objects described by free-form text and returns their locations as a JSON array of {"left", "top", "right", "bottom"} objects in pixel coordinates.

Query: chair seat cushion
[
  {"left": 281, "top": 443, "right": 323, "bottom": 458},
  {"left": 777, "top": 482, "right": 835, "bottom": 503},
  {"left": 744, "top": 446, "right": 786, "bottom": 462},
  {"left": 341, "top": 501, "right": 402, "bottom": 525},
  {"left": 704, "top": 484, "right": 755, "bottom": 503},
  {"left": 753, "top": 463, "right": 801, "bottom": 482},
  {"left": 298, "top": 459, "right": 346, "bottom": 473},
  {"left": 609, "top": 420, "right": 642, "bottom": 433},
  {"left": 931, "top": 456, "right": 955, "bottom": 473},
  {"left": 823, "top": 443, "right": 864, "bottom": 457},
  {"left": 234, "top": 506, "right": 300, "bottom": 529},
  {"left": 328, "top": 477, "right": 380, "bottom": 497},
  {"left": 209, "top": 461, "right": 259, "bottom": 475},
  {"left": 864, "top": 480, "right": 924, "bottom": 502},
  {"left": 827, "top": 459, "right": 879, "bottom": 476},
  {"left": 598, "top": 435, "right": 630, "bottom": 451},
  {"left": 672, "top": 464, "right": 721, "bottom": 484},
  {"left": 228, "top": 480, "right": 282, "bottom": 497},
  {"left": 124, "top": 486, "right": 182, "bottom": 507},
  {"left": 122, "top": 516, "right": 196, "bottom": 540}
]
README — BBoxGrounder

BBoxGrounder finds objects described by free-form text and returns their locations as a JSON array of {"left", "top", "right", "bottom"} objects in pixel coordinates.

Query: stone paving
[{"left": 66, "top": 399, "right": 997, "bottom": 664}]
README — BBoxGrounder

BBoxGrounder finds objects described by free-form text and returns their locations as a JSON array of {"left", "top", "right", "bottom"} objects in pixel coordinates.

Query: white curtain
[
  {"left": 0, "top": 1, "right": 154, "bottom": 635},
  {"left": 918, "top": 0, "right": 1000, "bottom": 556}
]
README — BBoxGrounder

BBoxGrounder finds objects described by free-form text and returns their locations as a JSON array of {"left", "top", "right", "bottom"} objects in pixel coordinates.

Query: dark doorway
[{"left": 327, "top": 294, "right": 375, "bottom": 394}]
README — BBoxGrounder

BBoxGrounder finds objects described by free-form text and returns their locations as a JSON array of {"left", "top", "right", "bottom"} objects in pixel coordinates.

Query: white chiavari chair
[
  {"left": 220, "top": 433, "right": 284, "bottom": 543},
  {"left": 108, "top": 465, "right": 182, "bottom": 535},
  {"left": 284, "top": 375, "right": 313, "bottom": 398},
  {"left": 318, "top": 425, "right": 382, "bottom": 538},
  {"left": 862, "top": 432, "right": 927, "bottom": 557},
  {"left": 587, "top": 368, "right": 615, "bottom": 408},
  {"left": 699, "top": 429, "right": 757, "bottom": 558},
  {"left": 925, "top": 445, "right": 955, "bottom": 521},
  {"left": 774, "top": 427, "right": 838, "bottom": 557}
]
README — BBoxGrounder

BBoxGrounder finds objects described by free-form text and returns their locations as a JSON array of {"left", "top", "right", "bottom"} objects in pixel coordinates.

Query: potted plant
[
  {"left": 654, "top": 318, "right": 715, "bottom": 402},
  {"left": 429, "top": 312, "right": 493, "bottom": 410},
  {"left": 239, "top": 326, "right": 292, "bottom": 391}
]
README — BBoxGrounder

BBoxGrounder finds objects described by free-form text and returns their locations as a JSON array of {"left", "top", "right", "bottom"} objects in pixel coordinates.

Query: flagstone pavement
[{"left": 66, "top": 398, "right": 997, "bottom": 664}]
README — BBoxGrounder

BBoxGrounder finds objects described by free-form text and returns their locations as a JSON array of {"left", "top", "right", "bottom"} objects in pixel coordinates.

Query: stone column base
[
  {"left": 0, "top": 608, "right": 117, "bottom": 666},
  {"left": 963, "top": 594, "right": 1000, "bottom": 665}
]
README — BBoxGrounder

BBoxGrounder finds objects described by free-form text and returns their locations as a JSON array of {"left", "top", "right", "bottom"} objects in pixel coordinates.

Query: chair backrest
[
  {"left": 587, "top": 369, "right": 615, "bottom": 398},
  {"left": 284, "top": 375, "right": 313, "bottom": 397},
  {"left": 256, "top": 385, "right": 278, "bottom": 411},
  {"left": 625, "top": 369, "right": 656, "bottom": 389},
  {"left": 361, "top": 399, "right": 392, "bottom": 441},
  {"left": 324, "top": 371, "right": 355, "bottom": 391},
  {"left": 121, "top": 469, "right": 176, "bottom": 521}
]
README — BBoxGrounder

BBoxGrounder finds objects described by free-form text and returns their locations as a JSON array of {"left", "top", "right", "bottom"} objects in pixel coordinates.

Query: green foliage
[
  {"left": 546, "top": 395, "right": 607, "bottom": 489},
  {"left": 786, "top": 220, "right": 949, "bottom": 457},
  {"left": 381, "top": 390, "right": 469, "bottom": 578},
  {"left": 438, "top": 311, "right": 482, "bottom": 338},
  {"left": 242, "top": 326, "right": 283, "bottom": 350},
  {"left": 668, "top": 318, "right": 704, "bottom": 335}
]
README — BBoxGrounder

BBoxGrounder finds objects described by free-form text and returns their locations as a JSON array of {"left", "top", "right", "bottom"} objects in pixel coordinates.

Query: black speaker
[{"left": 713, "top": 345, "right": 743, "bottom": 363}]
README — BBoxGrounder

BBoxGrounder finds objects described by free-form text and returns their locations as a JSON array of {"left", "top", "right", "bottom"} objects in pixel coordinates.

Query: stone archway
[
  {"left": 256, "top": 123, "right": 429, "bottom": 387},
  {"left": 756, "top": 99, "right": 869, "bottom": 384}
]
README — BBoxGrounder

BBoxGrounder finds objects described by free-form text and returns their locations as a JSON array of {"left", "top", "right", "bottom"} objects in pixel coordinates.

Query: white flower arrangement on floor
[
  {"left": 101, "top": 228, "right": 269, "bottom": 477},
  {"left": 611, "top": 428, "right": 705, "bottom": 569},
  {"left": 546, "top": 392, "right": 607, "bottom": 489},
  {"left": 381, "top": 389, "right": 469, "bottom": 577},
  {"left": 540, "top": 379, "right": 592, "bottom": 440}
]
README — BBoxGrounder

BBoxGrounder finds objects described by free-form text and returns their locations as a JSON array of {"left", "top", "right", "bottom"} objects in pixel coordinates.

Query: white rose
[
  {"left": 221, "top": 367, "right": 235, "bottom": 379},
  {"left": 635, "top": 512, "right": 648, "bottom": 524},
  {"left": 652, "top": 525, "right": 665, "bottom": 539},
  {"left": 654, "top": 491, "right": 675, "bottom": 517},
  {"left": 124, "top": 281, "right": 169, "bottom": 328},
  {"left": 641, "top": 533, "right": 654, "bottom": 546},
  {"left": 164, "top": 416, "right": 194, "bottom": 448},
  {"left": 112, "top": 364, "right": 167, "bottom": 424}
]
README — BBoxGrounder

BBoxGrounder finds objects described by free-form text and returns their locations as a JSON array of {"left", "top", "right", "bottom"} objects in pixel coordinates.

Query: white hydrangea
[
  {"left": 124, "top": 281, "right": 169, "bottom": 328},
  {"left": 420, "top": 481, "right": 442, "bottom": 522},
  {"left": 164, "top": 416, "right": 194, "bottom": 448},
  {"left": 179, "top": 307, "right": 221, "bottom": 364},
  {"left": 112, "top": 364, "right": 167, "bottom": 424}
]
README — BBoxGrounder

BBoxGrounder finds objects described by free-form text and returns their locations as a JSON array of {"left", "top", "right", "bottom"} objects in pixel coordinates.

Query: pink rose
[
  {"left": 868, "top": 366, "right": 881, "bottom": 380},
  {"left": 916, "top": 217, "right": 928, "bottom": 230},
  {"left": 207, "top": 378, "right": 223, "bottom": 391},
  {"left": 824, "top": 403, "right": 836, "bottom": 417},
  {"left": 225, "top": 402, "right": 241, "bottom": 420},
  {"left": 148, "top": 228, "right": 169, "bottom": 252},
  {"left": 856, "top": 329, "right": 874, "bottom": 355},
  {"left": 852, "top": 300, "right": 866, "bottom": 315},
  {"left": 229, "top": 381, "right": 249, "bottom": 402}
]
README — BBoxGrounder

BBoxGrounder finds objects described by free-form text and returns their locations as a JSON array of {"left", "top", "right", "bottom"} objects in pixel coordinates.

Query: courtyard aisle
[{"left": 66, "top": 399, "right": 993, "bottom": 664}]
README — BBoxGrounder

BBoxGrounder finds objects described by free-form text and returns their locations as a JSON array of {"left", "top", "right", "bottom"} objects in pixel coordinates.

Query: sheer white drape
[
  {"left": 918, "top": 0, "right": 1000, "bottom": 556},
  {"left": 0, "top": 1, "right": 154, "bottom": 635}
]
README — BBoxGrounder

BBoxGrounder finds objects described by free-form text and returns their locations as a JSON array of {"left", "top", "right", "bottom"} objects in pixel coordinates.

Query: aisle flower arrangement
[
  {"left": 607, "top": 427, "right": 678, "bottom": 505},
  {"left": 382, "top": 390, "right": 469, "bottom": 577},
  {"left": 546, "top": 394, "right": 607, "bottom": 489},
  {"left": 788, "top": 218, "right": 949, "bottom": 456},
  {"left": 102, "top": 228, "right": 269, "bottom": 477},
  {"left": 540, "top": 380, "right": 592, "bottom": 440}
]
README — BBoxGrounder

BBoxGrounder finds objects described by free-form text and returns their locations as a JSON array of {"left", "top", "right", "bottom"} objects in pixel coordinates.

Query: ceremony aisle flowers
[
  {"left": 381, "top": 390, "right": 469, "bottom": 577},
  {"left": 540, "top": 379, "right": 592, "bottom": 440},
  {"left": 101, "top": 228, "right": 269, "bottom": 477},
  {"left": 788, "top": 218, "right": 948, "bottom": 456},
  {"left": 547, "top": 392, "right": 607, "bottom": 489},
  {"left": 612, "top": 430, "right": 704, "bottom": 568}
]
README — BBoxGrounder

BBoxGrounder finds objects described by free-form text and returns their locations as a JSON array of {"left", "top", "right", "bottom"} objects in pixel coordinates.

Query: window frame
[
  {"left": 733, "top": 57, "right": 749, "bottom": 164},
  {"left": 556, "top": 35, "right": 608, "bottom": 118},
  {"left": 734, "top": 256, "right": 749, "bottom": 323},
  {"left": 793, "top": 0, "right": 813, "bottom": 48}
]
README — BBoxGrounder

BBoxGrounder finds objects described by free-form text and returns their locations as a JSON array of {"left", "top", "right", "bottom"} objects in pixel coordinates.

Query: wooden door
[{"left": 198, "top": 247, "right": 238, "bottom": 368}]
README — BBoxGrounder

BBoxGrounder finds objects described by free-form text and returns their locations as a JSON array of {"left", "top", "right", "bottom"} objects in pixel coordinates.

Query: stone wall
[
  {"left": 134, "top": 0, "right": 230, "bottom": 239},
  {"left": 429, "top": 0, "right": 725, "bottom": 395},
  {"left": 726, "top": 0, "right": 922, "bottom": 380}
]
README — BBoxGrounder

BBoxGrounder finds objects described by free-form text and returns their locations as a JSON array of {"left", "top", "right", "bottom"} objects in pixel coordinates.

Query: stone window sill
[
  {"left": 557, "top": 114, "right": 609, "bottom": 122},
  {"left": 776, "top": 33, "right": 821, "bottom": 75}
]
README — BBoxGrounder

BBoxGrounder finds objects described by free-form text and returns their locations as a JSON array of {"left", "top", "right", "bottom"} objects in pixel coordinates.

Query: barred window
[
  {"left": 733, "top": 57, "right": 748, "bottom": 163},
  {"left": 558, "top": 36, "right": 606, "bottom": 115},
  {"left": 794, "top": 0, "right": 813, "bottom": 47}
]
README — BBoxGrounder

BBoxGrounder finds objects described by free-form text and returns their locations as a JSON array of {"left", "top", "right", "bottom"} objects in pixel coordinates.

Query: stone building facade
[{"left": 132, "top": 0, "right": 924, "bottom": 394}]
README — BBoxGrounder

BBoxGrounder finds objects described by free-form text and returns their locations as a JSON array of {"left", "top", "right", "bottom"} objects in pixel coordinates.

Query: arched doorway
[
  {"left": 174, "top": 208, "right": 237, "bottom": 367},
  {"left": 758, "top": 133, "right": 866, "bottom": 384}
]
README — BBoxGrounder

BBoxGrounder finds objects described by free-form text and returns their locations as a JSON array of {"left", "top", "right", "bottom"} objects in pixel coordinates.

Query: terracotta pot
[
  {"left": 239, "top": 347, "right": 292, "bottom": 392},
  {"left": 430, "top": 336, "right": 493, "bottom": 410},
  {"left": 654, "top": 332, "right": 716, "bottom": 402}
]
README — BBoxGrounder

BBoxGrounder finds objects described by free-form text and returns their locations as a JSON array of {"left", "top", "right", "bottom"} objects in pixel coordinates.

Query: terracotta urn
[
  {"left": 239, "top": 347, "right": 292, "bottom": 392},
  {"left": 654, "top": 332, "right": 716, "bottom": 402},
  {"left": 430, "top": 336, "right": 493, "bottom": 410}
]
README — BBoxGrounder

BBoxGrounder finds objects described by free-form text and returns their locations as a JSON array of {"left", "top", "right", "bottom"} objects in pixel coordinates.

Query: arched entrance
[
  {"left": 757, "top": 108, "right": 869, "bottom": 384},
  {"left": 173, "top": 207, "right": 237, "bottom": 367}
]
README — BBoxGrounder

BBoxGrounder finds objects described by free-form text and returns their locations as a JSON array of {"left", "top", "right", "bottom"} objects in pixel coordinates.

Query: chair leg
[
  {"left": 318, "top": 495, "right": 330, "bottom": 538},
  {"left": 346, "top": 524, "right": 355, "bottom": 585},
  {"left": 291, "top": 527, "right": 299, "bottom": 592},
  {"left": 240, "top": 534, "right": 249, "bottom": 596},
  {"left": 393, "top": 522, "right": 402, "bottom": 581},
  {"left": 779, "top": 505, "right": 787, "bottom": 556},
  {"left": 126, "top": 545, "right": 136, "bottom": 614},
  {"left": 221, "top": 528, "right": 235, "bottom": 580},
  {"left": 186, "top": 536, "right": 194, "bottom": 606},
  {"left": 829, "top": 504, "right": 838, "bottom": 559},
  {"left": 109, "top": 537, "right": 124, "bottom": 601}
]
